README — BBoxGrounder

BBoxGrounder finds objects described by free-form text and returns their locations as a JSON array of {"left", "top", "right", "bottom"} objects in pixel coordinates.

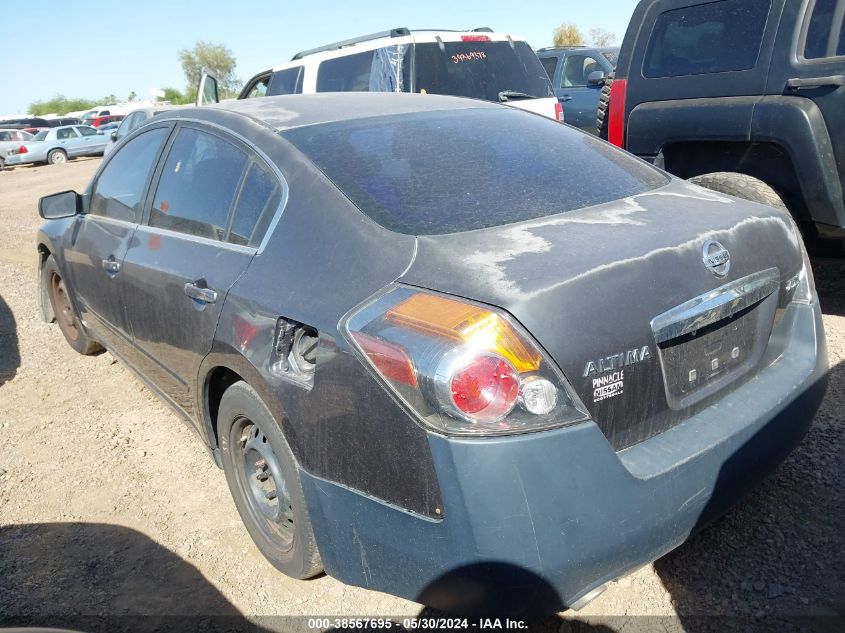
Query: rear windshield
[
  {"left": 412, "top": 41, "right": 554, "bottom": 101},
  {"left": 33, "top": 131, "right": 48, "bottom": 141},
  {"left": 284, "top": 108, "right": 668, "bottom": 235}
]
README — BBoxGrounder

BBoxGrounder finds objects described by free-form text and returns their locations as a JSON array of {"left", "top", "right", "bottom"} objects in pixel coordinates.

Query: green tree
[
  {"left": 553, "top": 23, "right": 585, "bottom": 47},
  {"left": 589, "top": 28, "right": 617, "bottom": 47},
  {"left": 179, "top": 41, "right": 241, "bottom": 98},
  {"left": 160, "top": 87, "right": 196, "bottom": 105},
  {"left": 101, "top": 94, "right": 118, "bottom": 105},
  {"left": 127, "top": 91, "right": 138, "bottom": 102},
  {"left": 29, "top": 95, "right": 97, "bottom": 116}
]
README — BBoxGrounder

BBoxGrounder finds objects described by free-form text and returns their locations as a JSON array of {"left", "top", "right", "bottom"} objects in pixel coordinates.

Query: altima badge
[
  {"left": 703, "top": 240, "right": 731, "bottom": 277},
  {"left": 584, "top": 346, "right": 652, "bottom": 378}
]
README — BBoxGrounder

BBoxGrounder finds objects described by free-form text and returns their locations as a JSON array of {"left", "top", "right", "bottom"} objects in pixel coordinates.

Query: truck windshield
[
  {"left": 411, "top": 41, "right": 554, "bottom": 102},
  {"left": 284, "top": 107, "right": 667, "bottom": 235}
]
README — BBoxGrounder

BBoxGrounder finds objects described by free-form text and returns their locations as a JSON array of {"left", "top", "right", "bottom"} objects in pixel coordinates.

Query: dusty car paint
[{"left": 37, "top": 93, "right": 827, "bottom": 613}]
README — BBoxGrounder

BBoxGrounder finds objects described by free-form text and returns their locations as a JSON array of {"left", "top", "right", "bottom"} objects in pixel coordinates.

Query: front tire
[
  {"left": 218, "top": 381, "right": 323, "bottom": 579},
  {"left": 47, "top": 149, "right": 67, "bottom": 165},
  {"left": 43, "top": 255, "right": 101, "bottom": 355}
]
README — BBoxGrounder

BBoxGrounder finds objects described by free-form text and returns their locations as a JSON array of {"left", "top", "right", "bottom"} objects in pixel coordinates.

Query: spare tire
[{"left": 596, "top": 72, "right": 614, "bottom": 140}]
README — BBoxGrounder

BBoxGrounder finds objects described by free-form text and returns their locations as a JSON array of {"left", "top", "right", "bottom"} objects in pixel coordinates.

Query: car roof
[
  {"left": 273, "top": 30, "right": 529, "bottom": 72},
  {"left": 164, "top": 93, "right": 501, "bottom": 133},
  {"left": 537, "top": 46, "right": 620, "bottom": 54}
]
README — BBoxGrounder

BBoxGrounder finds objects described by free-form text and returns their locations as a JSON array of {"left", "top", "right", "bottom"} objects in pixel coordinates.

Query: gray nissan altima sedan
[{"left": 36, "top": 93, "right": 828, "bottom": 614}]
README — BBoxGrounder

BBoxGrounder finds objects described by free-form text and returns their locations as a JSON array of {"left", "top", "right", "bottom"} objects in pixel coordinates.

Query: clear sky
[{"left": 1, "top": 0, "right": 638, "bottom": 115}]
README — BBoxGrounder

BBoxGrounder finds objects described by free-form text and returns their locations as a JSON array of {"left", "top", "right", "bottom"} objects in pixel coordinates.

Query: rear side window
[
  {"left": 57, "top": 128, "right": 78, "bottom": 140},
  {"left": 540, "top": 56, "right": 559, "bottom": 82},
  {"left": 804, "top": 0, "right": 845, "bottom": 59},
  {"left": 90, "top": 127, "right": 169, "bottom": 222},
  {"left": 150, "top": 128, "right": 249, "bottom": 241},
  {"left": 316, "top": 47, "right": 408, "bottom": 92},
  {"left": 267, "top": 67, "right": 303, "bottom": 95},
  {"left": 228, "top": 162, "right": 282, "bottom": 246},
  {"left": 284, "top": 108, "right": 668, "bottom": 235},
  {"left": 643, "top": 0, "right": 771, "bottom": 78}
]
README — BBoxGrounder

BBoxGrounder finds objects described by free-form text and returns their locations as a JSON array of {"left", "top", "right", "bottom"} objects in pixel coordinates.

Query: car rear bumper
[
  {"left": 3, "top": 153, "right": 35, "bottom": 166},
  {"left": 300, "top": 301, "right": 827, "bottom": 614}
]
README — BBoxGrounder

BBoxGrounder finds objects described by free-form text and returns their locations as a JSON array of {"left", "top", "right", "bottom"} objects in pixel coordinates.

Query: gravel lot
[{"left": 0, "top": 159, "right": 843, "bottom": 630}]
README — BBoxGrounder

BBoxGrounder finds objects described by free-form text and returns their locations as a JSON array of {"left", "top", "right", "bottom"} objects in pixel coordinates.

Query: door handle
[
  {"left": 102, "top": 257, "right": 121, "bottom": 275},
  {"left": 560, "top": 96, "right": 573, "bottom": 102},
  {"left": 786, "top": 75, "right": 845, "bottom": 91},
  {"left": 184, "top": 281, "right": 218, "bottom": 304}
]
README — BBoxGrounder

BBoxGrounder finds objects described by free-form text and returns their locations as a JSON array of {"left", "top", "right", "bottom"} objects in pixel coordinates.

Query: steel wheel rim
[
  {"left": 50, "top": 272, "right": 79, "bottom": 342},
  {"left": 51, "top": 152, "right": 65, "bottom": 164},
  {"left": 232, "top": 416, "right": 294, "bottom": 549}
]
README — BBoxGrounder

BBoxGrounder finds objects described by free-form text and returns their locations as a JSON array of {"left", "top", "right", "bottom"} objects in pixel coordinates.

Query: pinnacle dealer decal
[
  {"left": 583, "top": 346, "right": 652, "bottom": 404},
  {"left": 593, "top": 370, "right": 624, "bottom": 402}
]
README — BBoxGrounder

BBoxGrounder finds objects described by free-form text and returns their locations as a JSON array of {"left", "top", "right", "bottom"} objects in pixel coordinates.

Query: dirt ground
[{"left": 0, "top": 159, "right": 843, "bottom": 630}]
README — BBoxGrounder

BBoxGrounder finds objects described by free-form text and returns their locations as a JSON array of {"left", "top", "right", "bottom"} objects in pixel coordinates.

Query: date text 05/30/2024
[{"left": 306, "top": 618, "right": 529, "bottom": 630}]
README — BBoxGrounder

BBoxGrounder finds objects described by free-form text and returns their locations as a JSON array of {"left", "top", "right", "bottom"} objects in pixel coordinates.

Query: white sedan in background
[{"left": 5, "top": 125, "right": 109, "bottom": 166}]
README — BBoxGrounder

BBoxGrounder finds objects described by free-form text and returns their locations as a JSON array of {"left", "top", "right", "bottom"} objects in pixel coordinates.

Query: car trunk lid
[{"left": 399, "top": 179, "right": 804, "bottom": 449}]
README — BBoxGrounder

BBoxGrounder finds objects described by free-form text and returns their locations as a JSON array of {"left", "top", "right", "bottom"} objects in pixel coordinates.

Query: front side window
[
  {"left": 804, "top": 0, "right": 845, "bottom": 59},
  {"left": 285, "top": 108, "right": 667, "bottom": 235},
  {"left": 115, "top": 113, "right": 137, "bottom": 140},
  {"left": 90, "top": 127, "right": 169, "bottom": 222},
  {"left": 267, "top": 68, "right": 302, "bottom": 96},
  {"left": 77, "top": 126, "right": 98, "bottom": 137},
  {"left": 149, "top": 128, "right": 248, "bottom": 241},
  {"left": 644, "top": 0, "right": 772, "bottom": 78},
  {"left": 561, "top": 54, "right": 604, "bottom": 87}
]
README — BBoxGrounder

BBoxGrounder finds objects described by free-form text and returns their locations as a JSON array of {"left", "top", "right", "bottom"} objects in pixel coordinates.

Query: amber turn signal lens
[{"left": 386, "top": 293, "right": 541, "bottom": 372}]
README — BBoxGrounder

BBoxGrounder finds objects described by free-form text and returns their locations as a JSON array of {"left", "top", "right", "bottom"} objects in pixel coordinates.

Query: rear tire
[
  {"left": 47, "top": 149, "right": 67, "bottom": 165},
  {"left": 217, "top": 381, "right": 323, "bottom": 580},
  {"left": 596, "top": 72, "right": 614, "bottom": 140},
  {"left": 688, "top": 172, "right": 787, "bottom": 210},
  {"left": 43, "top": 255, "right": 101, "bottom": 355}
]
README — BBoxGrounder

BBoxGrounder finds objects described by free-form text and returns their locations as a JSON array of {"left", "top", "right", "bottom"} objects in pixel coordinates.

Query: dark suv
[
  {"left": 537, "top": 46, "right": 618, "bottom": 132},
  {"left": 598, "top": 0, "right": 845, "bottom": 247}
]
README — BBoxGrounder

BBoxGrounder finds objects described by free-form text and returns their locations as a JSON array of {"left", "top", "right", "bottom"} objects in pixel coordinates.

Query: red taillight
[
  {"left": 18, "top": 146, "right": 27, "bottom": 155},
  {"left": 608, "top": 78, "right": 627, "bottom": 147},
  {"left": 352, "top": 331, "right": 417, "bottom": 387},
  {"left": 554, "top": 102, "right": 564, "bottom": 122},
  {"left": 461, "top": 34, "right": 490, "bottom": 42},
  {"left": 449, "top": 354, "right": 519, "bottom": 420}
]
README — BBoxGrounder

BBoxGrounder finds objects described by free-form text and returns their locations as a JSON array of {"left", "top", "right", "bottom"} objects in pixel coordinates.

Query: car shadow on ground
[
  {"left": 653, "top": 258, "right": 845, "bottom": 623},
  {"left": 0, "top": 293, "right": 20, "bottom": 386},
  {"left": 0, "top": 522, "right": 272, "bottom": 633}
]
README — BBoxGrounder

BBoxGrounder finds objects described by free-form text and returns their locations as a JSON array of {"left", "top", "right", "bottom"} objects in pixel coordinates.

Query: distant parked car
[
  {"left": 90, "top": 114, "right": 124, "bottom": 128},
  {"left": 5, "top": 125, "right": 108, "bottom": 166},
  {"left": 0, "top": 129, "right": 34, "bottom": 169},
  {"left": 103, "top": 105, "right": 186, "bottom": 157},
  {"left": 537, "top": 46, "right": 618, "bottom": 133}
]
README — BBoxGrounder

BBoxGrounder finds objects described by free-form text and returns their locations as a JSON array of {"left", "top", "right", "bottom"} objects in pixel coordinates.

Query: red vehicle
[{"left": 89, "top": 114, "right": 124, "bottom": 128}]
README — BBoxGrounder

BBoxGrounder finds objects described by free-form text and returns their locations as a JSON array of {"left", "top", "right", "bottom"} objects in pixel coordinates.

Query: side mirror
[
  {"left": 110, "top": 131, "right": 118, "bottom": 141},
  {"left": 587, "top": 70, "right": 607, "bottom": 85},
  {"left": 39, "top": 190, "right": 81, "bottom": 219}
]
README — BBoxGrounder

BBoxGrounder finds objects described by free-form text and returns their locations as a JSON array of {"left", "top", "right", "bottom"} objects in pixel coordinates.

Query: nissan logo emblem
[{"left": 703, "top": 240, "right": 731, "bottom": 277}]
